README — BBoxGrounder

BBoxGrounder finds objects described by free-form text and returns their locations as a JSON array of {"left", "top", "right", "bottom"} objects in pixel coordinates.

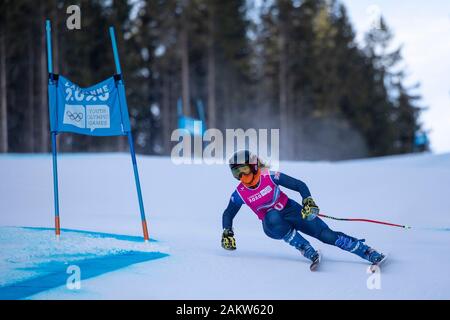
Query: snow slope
[
  {"left": 0, "top": 227, "right": 168, "bottom": 299},
  {"left": 1, "top": 152, "right": 449, "bottom": 299}
]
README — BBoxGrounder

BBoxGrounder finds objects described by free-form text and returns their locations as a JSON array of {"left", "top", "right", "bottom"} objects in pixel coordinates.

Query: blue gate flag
[
  {"left": 176, "top": 98, "right": 206, "bottom": 136},
  {"left": 48, "top": 75, "right": 131, "bottom": 136},
  {"left": 46, "top": 20, "right": 150, "bottom": 241}
]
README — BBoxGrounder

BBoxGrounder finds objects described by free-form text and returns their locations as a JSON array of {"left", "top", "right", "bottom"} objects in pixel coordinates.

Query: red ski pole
[{"left": 318, "top": 213, "right": 411, "bottom": 229}]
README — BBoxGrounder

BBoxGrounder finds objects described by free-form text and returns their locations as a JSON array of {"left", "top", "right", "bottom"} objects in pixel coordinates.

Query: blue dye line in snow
[
  {"left": 0, "top": 227, "right": 169, "bottom": 300},
  {"left": 0, "top": 251, "right": 168, "bottom": 300},
  {"left": 22, "top": 227, "right": 157, "bottom": 242}
]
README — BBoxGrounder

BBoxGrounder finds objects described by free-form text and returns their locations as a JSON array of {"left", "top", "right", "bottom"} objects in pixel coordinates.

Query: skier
[{"left": 221, "top": 150, "right": 385, "bottom": 270}]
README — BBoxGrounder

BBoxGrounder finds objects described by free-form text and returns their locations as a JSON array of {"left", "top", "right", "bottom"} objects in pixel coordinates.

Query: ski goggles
[{"left": 231, "top": 164, "right": 252, "bottom": 180}]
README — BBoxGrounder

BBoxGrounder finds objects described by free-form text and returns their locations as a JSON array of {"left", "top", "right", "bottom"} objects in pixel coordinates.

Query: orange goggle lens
[{"left": 231, "top": 165, "right": 251, "bottom": 179}]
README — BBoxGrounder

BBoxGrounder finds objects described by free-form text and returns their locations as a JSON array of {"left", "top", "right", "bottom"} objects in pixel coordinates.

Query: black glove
[
  {"left": 221, "top": 228, "right": 236, "bottom": 250},
  {"left": 301, "top": 197, "right": 319, "bottom": 220}
]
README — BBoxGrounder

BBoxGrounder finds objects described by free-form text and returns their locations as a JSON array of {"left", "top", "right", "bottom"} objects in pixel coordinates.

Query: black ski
[{"left": 310, "top": 250, "right": 321, "bottom": 271}]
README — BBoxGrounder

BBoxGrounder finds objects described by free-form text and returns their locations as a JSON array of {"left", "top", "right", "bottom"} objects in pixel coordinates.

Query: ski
[
  {"left": 310, "top": 250, "right": 321, "bottom": 271},
  {"left": 369, "top": 253, "right": 388, "bottom": 273}
]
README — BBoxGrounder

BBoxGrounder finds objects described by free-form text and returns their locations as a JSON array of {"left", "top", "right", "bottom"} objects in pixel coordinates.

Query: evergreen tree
[
  {"left": 362, "top": 16, "right": 422, "bottom": 155},
  {"left": 0, "top": 0, "right": 425, "bottom": 159}
]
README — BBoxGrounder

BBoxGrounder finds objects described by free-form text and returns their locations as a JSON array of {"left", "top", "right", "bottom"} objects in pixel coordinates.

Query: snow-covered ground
[
  {"left": 1, "top": 152, "right": 449, "bottom": 299},
  {"left": 0, "top": 227, "right": 168, "bottom": 299}
]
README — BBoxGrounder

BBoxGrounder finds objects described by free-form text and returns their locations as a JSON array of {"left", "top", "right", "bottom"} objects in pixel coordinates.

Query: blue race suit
[{"left": 222, "top": 171, "right": 365, "bottom": 254}]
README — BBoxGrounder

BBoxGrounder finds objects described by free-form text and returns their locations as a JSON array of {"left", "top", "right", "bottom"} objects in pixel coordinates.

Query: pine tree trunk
[
  {"left": 180, "top": 1, "right": 190, "bottom": 117},
  {"left": 27, "top": 27, "right": 35, "bottom": 152},
  {"left": 207, "top": 5, "right": 216, "bottom": 129},
  {"left": 39, "top": 4, "right": 49, "bottom": 153},
  {"left": 52, "top": 3, "right": 59, "bottom": 73},
  {"left": 162, "top": 72, "right": 171, "bottom": 154},
  {"left": 0, "top": 26, "right": 7, "bottom": 153},
  {"left": 223, "top": 67, "right": 230, "bottom": 130},
  {"left": 279, "top": 22, "right": 289, "bottom": 159}
]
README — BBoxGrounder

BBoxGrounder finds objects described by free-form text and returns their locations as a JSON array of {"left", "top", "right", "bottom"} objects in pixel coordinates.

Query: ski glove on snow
[
  {"left": 222, "top": 228, "right": 236, "bottom": 250},
  {"left": 301, "top": 197, "right": 319, "bottom": 221}
]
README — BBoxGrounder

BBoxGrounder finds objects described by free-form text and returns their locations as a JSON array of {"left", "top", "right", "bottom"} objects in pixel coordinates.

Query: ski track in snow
[{"left": 0, "top": 152, "right": 449, "bottom": 299}]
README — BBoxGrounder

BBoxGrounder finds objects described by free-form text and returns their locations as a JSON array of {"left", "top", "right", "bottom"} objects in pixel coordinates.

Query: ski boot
[
  {"left": 284, "top": 229, "right": 320, "bottom": 270},
  {"left": 298, "top": 243, "right": 320, "bottom": 261},
  {"left": 335, "top": 234, "right": 384, "bottom": 264},
  {"left": 299, "top": 243, "right": 321, "bottom": 271}
]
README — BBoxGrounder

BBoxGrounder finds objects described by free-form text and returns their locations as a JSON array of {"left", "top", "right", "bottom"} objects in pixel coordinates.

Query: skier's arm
[
  {"left": 271, "top": 172, "right": 312, "bottom": 200},
  {"left": 221, "top": 192, "right": 242, "bottom": 250},
  {"left": 272, "top": 171, "right": 319, "bottom": 220},
  {"left": 222, "top": 191, "right": 243, "bottom": 230}
]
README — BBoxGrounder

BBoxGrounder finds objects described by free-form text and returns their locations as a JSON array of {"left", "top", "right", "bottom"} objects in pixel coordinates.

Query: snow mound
[{"left": 0, "top": 227, "right": 168, "bottom": 298}]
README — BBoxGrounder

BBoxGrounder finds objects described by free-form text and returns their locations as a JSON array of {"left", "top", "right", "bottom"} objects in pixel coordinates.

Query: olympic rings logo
[{"left": 66, "top": 111, "right": 84, "bottom": 122}]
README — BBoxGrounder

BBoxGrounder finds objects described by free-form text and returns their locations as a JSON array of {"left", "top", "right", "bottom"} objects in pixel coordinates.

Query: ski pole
[{"left": 318, "top": 213, "right": 411, "bottom": 229}]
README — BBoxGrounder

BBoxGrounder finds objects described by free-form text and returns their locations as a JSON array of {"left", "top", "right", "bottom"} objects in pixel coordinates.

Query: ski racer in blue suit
[{"left": 221, "top": 150, "right": 385, "bottom": 268}]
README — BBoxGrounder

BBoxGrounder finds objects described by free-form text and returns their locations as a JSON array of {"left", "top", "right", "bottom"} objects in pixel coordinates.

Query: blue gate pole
[
  {"left": 109, "top": 26, "right": 149, "bottom": 241},
  {"left": 51, "top": 132, "right": 60, "bottom": 237},
  {"left": 109, "top": 27, "right": 122, "bottom": 74},
  {"left": 46, "top": 20, "right": 60, "bottom": 238},
  {"left": 127, "top": 132, "right": 149, "bottom": 241}
]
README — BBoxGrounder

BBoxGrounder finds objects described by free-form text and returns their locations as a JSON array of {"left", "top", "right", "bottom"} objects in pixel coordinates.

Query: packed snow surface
[{"left": 1, "top": 152, "right": 449, "bottom": 299}]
